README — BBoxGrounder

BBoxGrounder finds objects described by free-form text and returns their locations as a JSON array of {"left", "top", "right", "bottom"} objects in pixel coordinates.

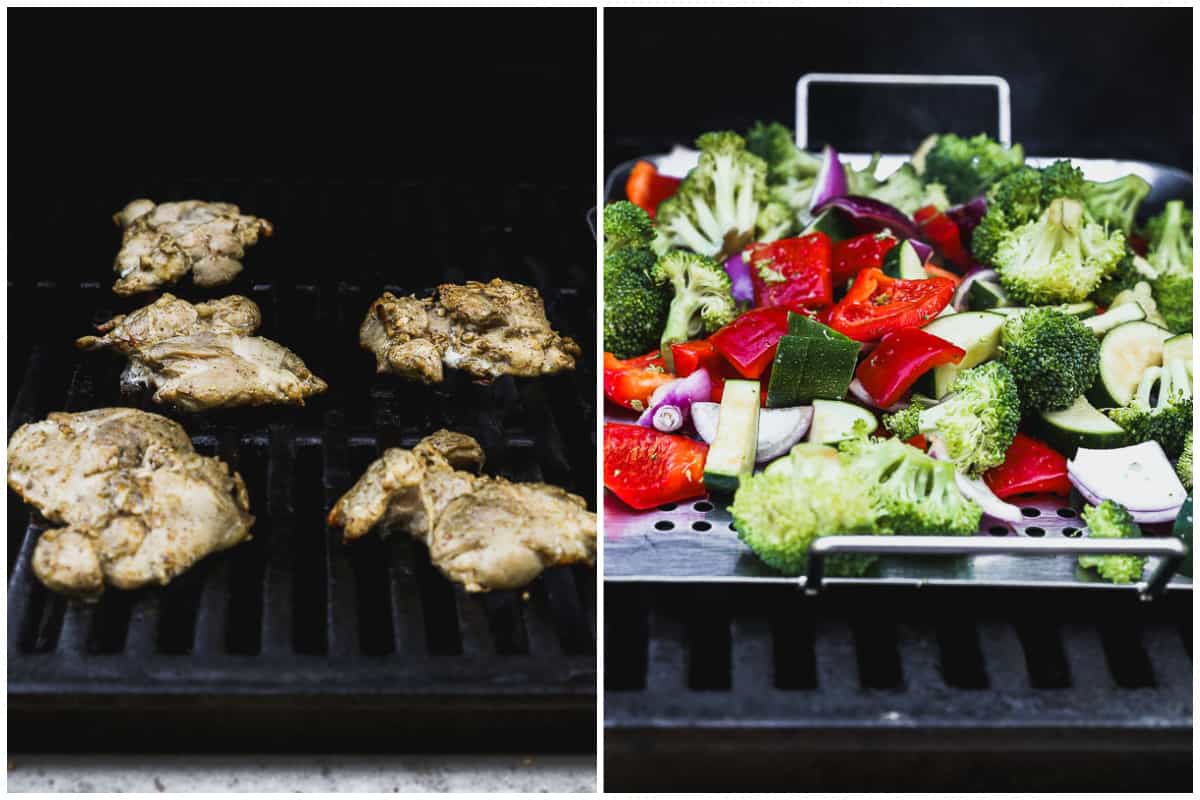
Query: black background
[{"left": 606, "top": 8, "right": 1191, "bottom": 173}]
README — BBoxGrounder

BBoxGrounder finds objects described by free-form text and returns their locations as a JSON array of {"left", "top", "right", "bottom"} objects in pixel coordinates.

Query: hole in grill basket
[
  {"left": 1021, "top": 507, "right": 1041, "bottom": 518},
  {"left": 1015, "top": 621, "right": 1071, "bottom": 688},
  {"left": 693, "top": 501, "right": 713, "bottom": 512},
  {"left": 658, "top": 503, "right": 677, "bottom": 512},
  {"left": 1057, "top": 508, "right": 1077, "bottom": 518},
  {"left": 851, "top": 618, "right": 902, "bottom": 689},
  {"left": 1025, "top": 527, "right": 1046, "bottom": 537},
  {"left": 989, "top": 526, "right": 1009, "bottom": 536},
  {"left": 605, "top": 586, "right": 648, "bottom": 691},
  {"left": 936, "top": 621, "right": 988, "bottom": 689},
  {"left": 1099, "top": 621, "right": 1157, "bottom": 688},
  {"left": 691, "top": 521, "right": 711, "bottom": 532},
  {"left": 654, "top": 520, "right": 675, "bottom": 531},
  {"left": 1063, "top": 527, "right": 1081, "bottom": 538}
]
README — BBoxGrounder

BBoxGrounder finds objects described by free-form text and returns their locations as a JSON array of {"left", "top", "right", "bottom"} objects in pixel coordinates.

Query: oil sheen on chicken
[
  {"left": 7, "top": 408, "right": 254, "bottom": 601},
  {"left": 327, "top": 430, "right": 596, "bottom": 591},
  {"left": 111, "top": 199, "right": 273, "bottom": 295},
  {"left": 78, "top": 294, "right": 328, "bottom": 411},
  {"left": 359, "top": 278, "right": 581, "bottom": 384}
]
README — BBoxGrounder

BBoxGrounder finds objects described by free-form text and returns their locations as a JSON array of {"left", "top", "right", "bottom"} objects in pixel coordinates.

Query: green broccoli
[
  {"left": 839, "top": 437, "right": 982, "bottom": 534},
  {"left": 994, "top": 197, "right": 1125, "bottom": 304},
  {"left": 1036, "top": 159, "right": 1088, "bottom": 204},
  {"left": 745, "top": 121, "right": 821, "bottom": 185},
  {"left": 844, "top": 153, "right": 883, "bottom": 195},
  {"left": 653, "top": 131, "right": 770, "bottom": 260},
  {"left": 998, "top": 307, "right": 1100, "bottom": 412},
  {"left": 923, "top": 132, "right": 1025, "bottom": 203},
  {"left": 883, "top": 362, "right": 1020, "bottom": 477},
  {"left": 1177, "top": 431, "right": 1193, "bottom": 489},
  {"left": 1106, "top": 351, "right": 1193, "bottom": 458},
  {"left": 1145, "top": 200, "right": 1193, "bottom": 333},
  {"left": 1092, "top": 250, "right": 1161, "bottom": 307},
  {"left": 866, "top": 163, "right": 950, "bottom": 216},
  {"left": 731, "top": 444, "right": 882, "bottom": 576},
  {"left": 652, "top": 250, "right": 737, "bottom": 370},
  {"left": 1084, "top": 174, "right": 1151, "bottom": 234},
  {"left": 603, "top": 200, "right": 655, "bottom": 255},
  {"left": 1079, "top": 500, "right": 1146, "bottom": 584},
  {"left": 756, "top": 201, "right": 795, "bottom": 243}
]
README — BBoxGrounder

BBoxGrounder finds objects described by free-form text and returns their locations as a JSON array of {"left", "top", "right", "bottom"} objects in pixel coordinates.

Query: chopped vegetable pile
[{"left": 605, "top": 125, "right": 1193, "bottom": 582}]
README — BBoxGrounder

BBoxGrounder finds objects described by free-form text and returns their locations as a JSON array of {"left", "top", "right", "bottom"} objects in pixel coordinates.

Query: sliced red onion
[
  {"left": 636, "top": 368, "right": 713, "bottom": 432},
  {"left": 811, "top": 195, "right": 922, "bottom": 241},
  {"left": 848, "top": 377, "right": 909, "bottom": 412},
  {"left": 951, "top": 267, "right": 999, "bottom": 311},
  {"left": 809, "top": 145, "right": 848, "bottom": 213},
  {"left": 723, "top": 250, "right": 755, "bottom": 305},
  {"left": 929, "top": 438, "right": 1023, "bottom": 523},
  {"left": 908, "top": 238, "right": 934, "bottom": 264},
  {"left": 947, "top": 196, "right": 988, "bottom": 241}
]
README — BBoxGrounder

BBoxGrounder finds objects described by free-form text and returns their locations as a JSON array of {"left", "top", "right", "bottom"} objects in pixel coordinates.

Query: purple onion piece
[
  {"left": 809, "top": 144, "right": 849, "bottom": 213},
  {"left": 636, "top": 368, "right": 714, "bottom": 432},
  {"left": 811, "top": 195, "right": 922, "bottom": 241},
  {"left": 947, "top": 196, "right": 988, "bottom": 241},
  {"left": 928, "top": 439, "right": 1024, "bottom": 523},
  {"left": 723, "top": 251, "right": 755, "bottom": 305},
  {"left": 1068, "top": 472, "right": 1182, "bottom": 524},
  {"left": 848, "top": 377, "right": 908, "bottom": 413},
  {"left": 951, "top": 267, "right": 999, "bottom": 311},
  {"left": 908, "top": 238, "right": 934, "bottom": 264}
]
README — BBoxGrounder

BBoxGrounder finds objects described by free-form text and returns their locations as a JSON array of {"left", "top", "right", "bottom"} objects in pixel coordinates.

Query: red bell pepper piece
[
  {"left": 625, "top": 161, "right": 682, "bottom": 218},
  {"left": 923, "top": 261, "right": 963, "bottom": 284},
  {"left": 670, "top": 340, "right": 724, "bottom": 378},
  {"left": 984, "top": 433, "right": 1072, "bottom": 499},
  {"left": 914, "top": 205, "right": 971, "bottom": 270},
  {"left": 745, "top": 233, "right": 833, "bottom": 311},
  {"left": 819, "top": 268, "right": 956, "bottom": 342},
  {"left": 604, "top": 422, "right": 709, "bottom": 510},
  {"left": 831, "top": 231, "right": 898, "bottom": 285},
  {"left": 604, "top": 351, "right": 674, "bottom": 412},
  {"left": 707, "top": 307, "right": 791, "bottom": 379},
  {"left": 855, "top": 328, "right": 966, "bottom": 408}
]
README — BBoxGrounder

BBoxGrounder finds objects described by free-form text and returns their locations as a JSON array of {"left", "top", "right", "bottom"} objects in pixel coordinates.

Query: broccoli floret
[
  {"left": 1084, "top": 174, "right": 1151, "bottom": 234},
  {"left": 844, "top": 153, "right": 883, "bottom": 195},
  {"left": 972, "top": 162, "right": 1088, "bottom": 266},
  {"left": 994, "top": 197, "right": 1125, "bottom": 304},
  {"left": 1106, "top": 354, "right": 1193, "bottom": 458},
  {"left": 652, "top": 250, "right": 737, "bottom": 368},
  {"left": 1177, "top": 431, "right": 1193, "bottom": 489},
  {"left": 653, "top": 131, "right": 770, "bottom": 260},
  {"left": 865, "top": 164, "right": 949, "bottom": 216},
  {"left": 883, "top": 362, "right": 1020, "bottom": 476},
  {"left": 603, "top": 249, "right": 671, "bottom": 359},
  {"left": 603, "top": 200, "right": 655, "bottom": 256},
  {"left": 731, "top": 444, "right": 882, "bottom": 576},
  {"left": 745, "top": 121, "right": 821, "bottom": 185},
  {"left": 999, "top": 307, "right": 1100, "bottom": 412},
  {"left": 1036, "top": 159, "right": 1087, "bottom": 204},
  {"left": 1079, "top": 500, "right": 1145, "bottom": 584},
  {"left": 1092, "top": 250, "right": 1161, "bottom": 307},
  {"left": 923, "top": 133, "right": 1025, "bottom": 203},
  {"left": 840, "top": 437, "right": 982, "bottom": 534},
  {"left": 1145, "top": 201, "right": 1193, "bottom": 333},
  {"left": 756, "top": 201, "right": 795, "bottom": 243}
]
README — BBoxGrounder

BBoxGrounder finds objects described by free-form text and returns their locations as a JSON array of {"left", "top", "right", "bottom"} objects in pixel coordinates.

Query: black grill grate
[
  {"left": 8, "top": 178, "right": 596, "bottom": 752},
  {"left": 605, "top": 583, "right": 1192, "bottom": 790}
]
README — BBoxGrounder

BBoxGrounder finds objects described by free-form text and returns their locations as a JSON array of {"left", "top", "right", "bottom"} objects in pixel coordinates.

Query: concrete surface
[{"left": 7, "top": 754, "right": 596, "bottom": 793}]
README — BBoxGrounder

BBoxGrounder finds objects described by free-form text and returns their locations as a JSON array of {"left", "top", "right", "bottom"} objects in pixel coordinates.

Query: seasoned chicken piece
[
  {"left": 328, "top": 430, "right": 595, "bottom": 591},
  {"left": 78, "top": 294, "right": 327, "bottom": 411},
  {"left": 7, "top": 408, "right": 254, "bottom": 601},
  {"left": 359, "top": 278, "right": 581, "bottom": 384},
  {"left": 112, "top": 199, "right": 273, "bottom": 295}
]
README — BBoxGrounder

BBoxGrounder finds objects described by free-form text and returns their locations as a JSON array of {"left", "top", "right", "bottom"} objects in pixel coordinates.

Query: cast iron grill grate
[
  {"left": 605, "top": 583, "right": 1192, "bottom": 790},
  {"left": 8, "top": 178, "right": 596, "bottom": 752}
]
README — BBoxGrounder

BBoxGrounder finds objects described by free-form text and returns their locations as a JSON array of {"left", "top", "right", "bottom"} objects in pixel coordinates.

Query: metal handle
[
  {"left": 805, "top": 535, "right": 1187, "bottom": 600},
  {"left": 795, "top": 72, "right": 1012, "bottom": 150}
]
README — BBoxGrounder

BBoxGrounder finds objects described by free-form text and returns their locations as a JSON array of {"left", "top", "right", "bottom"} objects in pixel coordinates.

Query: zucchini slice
[
  {"left": 1082, "top": 302, "right": 1145, "bottom": 336},
  {"left": 919, "top": 311, "right": 1006, "bottom": 398},
  {"left": 1033, "top": 395, "right": 1127, "bottom": 456},
  {"left": 1087, "top": 320, "right": 1172, "bottom": 408},
  {"left": 703, "top": 379, "right": 761, "bottom": 494},
  {"left": 1164, "top": 333, "right": 1193, "bottom": 366},
  {"left": 807, "top": 399, "right": 877, "bottom": 445}
]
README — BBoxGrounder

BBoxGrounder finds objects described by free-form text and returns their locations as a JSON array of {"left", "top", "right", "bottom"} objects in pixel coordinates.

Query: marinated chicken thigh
[
  {"left": 78, "top": 294, "right": 327, "bottom": 411},
  {"left": 111, "top": 199, "right": 273, "bottom": 295},
  {"left": 328, "top": 430, "right": 595, "bottom": 591},
  {"left": 359, "top": 278, "right": 581, "bottom": 384},
  {"left": 7, "top": 408, "right": 254, "bottom": 601}
]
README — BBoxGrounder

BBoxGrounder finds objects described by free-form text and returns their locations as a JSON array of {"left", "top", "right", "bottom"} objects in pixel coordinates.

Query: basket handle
[
  {"left": 804, "top": 535, "right": 1187, "bottom": 600},
  {"left": 795, "top": 72, "right": 1012, "bottom": 150}
]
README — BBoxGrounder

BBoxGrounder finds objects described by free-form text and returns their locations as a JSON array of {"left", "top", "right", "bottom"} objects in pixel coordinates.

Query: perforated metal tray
[{"left": 603, "top": 73, "right": 1193, "bottom": 597}]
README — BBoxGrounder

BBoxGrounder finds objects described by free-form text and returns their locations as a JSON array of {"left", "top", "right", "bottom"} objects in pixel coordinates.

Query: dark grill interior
[
  {"left": 8, "top": 178, "right": 596, "bottom": 752},
  {"left": 605, "top": 584, "right": 1192, "bottom": 790}
]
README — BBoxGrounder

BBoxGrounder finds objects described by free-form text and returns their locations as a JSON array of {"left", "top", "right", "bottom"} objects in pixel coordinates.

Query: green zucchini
[
  {"left": 1164, "top": 333, "right": 1193, "bottom": 365},
  {"left": 802, "top": 209, "right": 856, "bottom": 242},
  {"left": 1033, "top": 395, "right": 1127, "bottom": 456},
  {"left": 807, "top": 399, "right": 878, "bottom": 445},
  {"left": 967, "top": 279, "right": 1010, "bottom": 310},
  {"left": 703, "top": 379, "right": 761, "bottom": 494},
  {"left": 1082, "top": 302, "right": 1145, "bottom": 335},
  {"left": 881, "top": 240, "right": 927, "bottom": 280},
  {"left": 1087, "top": 320, "right": 1172, "bottom": 408},
  {"left": 918, "top": 311, "right": 1005, "bottom": 398},
  {"left": 765, "top": 330, "right": 858, "bottom": 408}
]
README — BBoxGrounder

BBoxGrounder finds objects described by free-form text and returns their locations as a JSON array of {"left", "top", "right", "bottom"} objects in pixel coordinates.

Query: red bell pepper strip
[
  {"left": 831, "top": 231, "right": 898, "bottom": 285},
  {"left": 855, "top": 328, "right": 966, "bottom": 407},
  {"left": 707, "top": 307, "right": 791, "bottom": 379},
  {"left": 915, "top": 205, "right": 971, "bottom": 270},
  {"left": 603, "top": 422, "right": 709, "bottom": 510},
  {"left": 604, "top": 351, "right": 674, "bottom": 412},
  {"left": 670, "top": 340, "right": 725, "bottom": 378},
  {"left": 983, "top": 433, "right": 1071, "bottom": 499},
  {"left": 819, "top": 268, "right": 956, "bottom": 342},
  {"left": 745, "top": 233, "right": 833, "bottom": 311},
  {"left": 625, "top": 161, "right": 682, "bottom": 218},
  {"left": 923, "top": 261, "right": 963, "bottom": 284}
]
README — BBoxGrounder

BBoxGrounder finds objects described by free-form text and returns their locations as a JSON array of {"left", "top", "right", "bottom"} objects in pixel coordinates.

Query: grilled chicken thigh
[
  {"left": 7, "top": 408, "right": 254, "bottom": 601},
  {"left": 328, "top": 430, "right": 596, "bottom": 591},
  {"left": 359, "top": 278, "right": 580, "bottom": 384},
  {"left": 78, "top": 294, "right": 327, "bottom": 411},
  {"left": 112, "top": 199, "right": 273, "bottom": 295}
]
